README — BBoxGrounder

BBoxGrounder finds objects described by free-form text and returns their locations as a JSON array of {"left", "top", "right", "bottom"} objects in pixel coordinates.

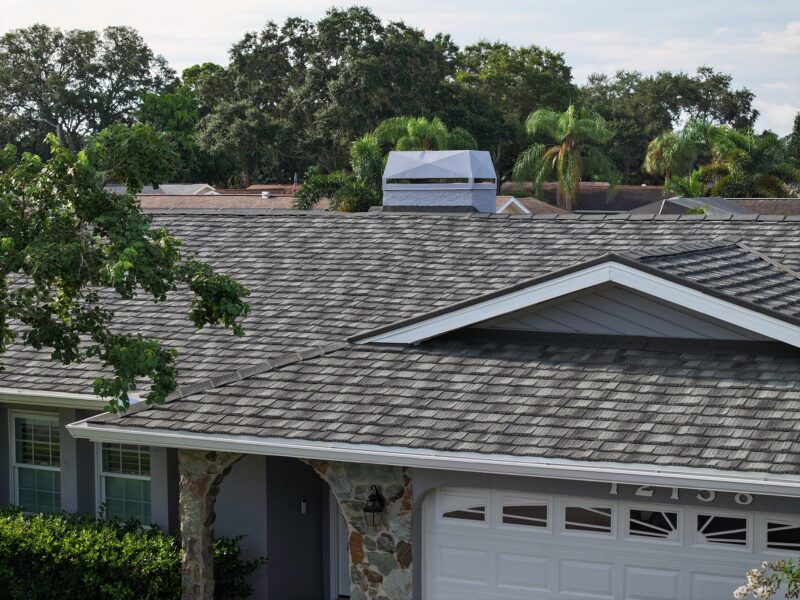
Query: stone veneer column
[
  {"left": 307, "top": 461, "right": 413, "bottom": 600},
  {"left": 178, "top": 449, "right": 243, "bottom": 600}
]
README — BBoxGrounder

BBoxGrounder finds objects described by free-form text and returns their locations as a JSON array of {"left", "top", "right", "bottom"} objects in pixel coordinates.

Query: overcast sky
[{"left": 2, "top": 0, "right": 798, "bottom": 133}]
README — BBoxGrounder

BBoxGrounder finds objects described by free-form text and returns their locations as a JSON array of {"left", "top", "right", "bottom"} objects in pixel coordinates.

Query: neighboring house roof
[
  {"left": 729, "top": 198, "right": 800, "bottom": 215},
  {"left": 629, "top": 196, "right": 755, "bottom": 217},
  {"left": 107, "top": 183, "right": 218, "bottom": 196},
  {"left": 499, "top": 182, "right": 665, "bottom": 212},
  {"left": 495, "top": 196, "right": 566, "bottom": 214},
  {"left": 136, "top": 195, "right": 328, "bottom": 211},
  {"left": 4, "top": 212, "right": 800, "bottom": 478}
]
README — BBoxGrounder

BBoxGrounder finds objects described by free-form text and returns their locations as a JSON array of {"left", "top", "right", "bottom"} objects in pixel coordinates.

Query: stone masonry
[
  {"left": 178, "top": 449, "right": 243, "bottom": 600},
  {"left": 307, "top": 460, "right": 413, "bottom": 600}
]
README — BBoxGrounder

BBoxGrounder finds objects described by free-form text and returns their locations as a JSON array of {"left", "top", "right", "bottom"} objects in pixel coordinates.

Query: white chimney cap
[{"left": 382, "top": 150, "right": 496, "bottom": 189}]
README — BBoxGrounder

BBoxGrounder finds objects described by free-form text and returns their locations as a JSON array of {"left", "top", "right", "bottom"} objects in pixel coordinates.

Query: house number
[{"left": 608, "top": 484, "right": 753, "bottom": 505}]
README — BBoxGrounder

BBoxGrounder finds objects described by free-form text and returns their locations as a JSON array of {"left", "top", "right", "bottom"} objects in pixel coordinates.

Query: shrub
[{"left": 0, "top": 507, "right": 264, "bottom": 599}]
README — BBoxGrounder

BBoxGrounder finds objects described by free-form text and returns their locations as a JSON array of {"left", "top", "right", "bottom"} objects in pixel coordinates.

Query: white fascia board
[
  {"left": 0, "top": 387, "right": 108, "bottom": 410},
  {"left": 67, "top": 421, "right": 800, "bottom": 497},
  {"left": 357, "top": 264, "right": 612, "bottom": 344},
  {"left": 355, "top": 261, "right": 800, "bottom": 347}
]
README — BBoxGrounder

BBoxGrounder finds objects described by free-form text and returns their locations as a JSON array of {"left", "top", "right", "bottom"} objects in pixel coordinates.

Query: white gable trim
[
  {"left": 67, "top": 420, "right": 800, "bottom": 497},
  {"left": 496, "top": 197, "right": 531, "bottom": 214},
  {"left": 355, "top": 261, "right": 800, "bottom": 347}
]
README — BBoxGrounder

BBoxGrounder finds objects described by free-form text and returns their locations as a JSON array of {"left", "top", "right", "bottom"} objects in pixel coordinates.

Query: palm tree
[
  {"left": 644, "top": 131, "right": 692, "bottom": 183},
  {"left": 373, "top": 116, "right": 477, "bottom": 151},
  {"left": 512, "top": 105, "right": 617, "bottom": 210}
]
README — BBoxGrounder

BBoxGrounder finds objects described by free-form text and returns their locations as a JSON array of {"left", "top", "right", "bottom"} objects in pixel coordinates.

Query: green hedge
[{"left": 0, "top": 507, "right": 264, "bottom": 599}]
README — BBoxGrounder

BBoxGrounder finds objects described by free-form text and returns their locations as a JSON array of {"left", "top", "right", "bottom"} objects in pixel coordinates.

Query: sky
[{"left": 1, "top": 0, "right": 798, "bottom": 134}]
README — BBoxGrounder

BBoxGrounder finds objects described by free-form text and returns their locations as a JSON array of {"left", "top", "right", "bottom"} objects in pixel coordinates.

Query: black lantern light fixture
[{"left": 363, "top": 485, "right": 386, "bottom": 527}]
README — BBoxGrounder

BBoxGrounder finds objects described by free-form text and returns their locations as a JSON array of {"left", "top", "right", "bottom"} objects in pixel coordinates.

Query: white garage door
[{"left": 425, "top": 488, "right": 800, "bottom": 600}]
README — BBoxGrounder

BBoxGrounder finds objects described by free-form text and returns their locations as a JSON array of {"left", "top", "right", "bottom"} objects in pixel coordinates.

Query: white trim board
[
  {"left": 496, "top": 197, "right": 531, "bottom": 214},
  {"left": 0, "top": 388, "right": 108, "bottom": 410},
  {"left": 354, "top": 261, "right": 800, "bottom": 347},
  {"left": 67, "top": 421, "right": 800, "bottom": 498}
]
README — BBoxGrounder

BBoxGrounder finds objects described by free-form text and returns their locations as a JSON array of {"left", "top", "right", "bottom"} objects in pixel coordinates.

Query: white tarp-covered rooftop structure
[{"left": 382, "top": 150, "right": 497, "bottom": 213}]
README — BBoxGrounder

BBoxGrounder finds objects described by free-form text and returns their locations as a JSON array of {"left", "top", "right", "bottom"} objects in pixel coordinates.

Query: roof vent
[{"left": 382, "top": 150, "right": 497, "bottom": 213}]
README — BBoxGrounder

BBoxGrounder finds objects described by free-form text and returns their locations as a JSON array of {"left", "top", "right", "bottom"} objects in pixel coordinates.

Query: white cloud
[{"left": 755, "top": 100, "right": 799, "bottom": 134}]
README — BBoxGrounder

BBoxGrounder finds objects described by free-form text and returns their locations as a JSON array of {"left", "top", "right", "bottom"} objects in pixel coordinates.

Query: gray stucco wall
[
  {"left": 265, "top": 456, "right": 326, "bottom": 600},
  {"left": 409, "top": 467, "right": 800, "bottom": 599},
  {"left": 215, "top": 454, "right": 269, "bottom": 599}
]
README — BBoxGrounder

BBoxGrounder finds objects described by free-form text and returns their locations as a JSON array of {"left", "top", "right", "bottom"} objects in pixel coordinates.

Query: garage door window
[
  {"left": 766, "top": 521, "right": 800, "bottom": 551},
  {"left": 696, "top": 513, "right": 748, "bottom": 547},
  {"left": 440, "top": 491, "right": 487, "bottom": 523},
  {"left": 628, "top": 508, "right": 679, "bottom": 542},
  {"left": 564, "top": 505, "right": 613, "bottom": 534},
  {"left": 501, "top": 503, "right": 548, "bottom": 528}
]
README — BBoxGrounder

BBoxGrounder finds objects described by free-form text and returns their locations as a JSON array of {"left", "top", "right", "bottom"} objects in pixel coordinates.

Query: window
[
  {"left": 99, "top": 444, "right": 151, "bottom": 523},
  {"left": 439, "top": 491, "right": 487, "bottom": 523},
  {"left": 628, "top": 509, "right": 679, "bottom": 541},
  {"left": 696, "top": 514, "right": 748, "bottom": 547},
  {"left": 564, "top": 505, "right": 613, "bottom": 534},
  {"left": 502, "top": 503, "right": 548, "bottom": 528},
  {"left": 11, "top": 413, "right": 61, "bottom": 513},
  {"left": 767, "top": 521, "right": 800, "bottom": 551}
]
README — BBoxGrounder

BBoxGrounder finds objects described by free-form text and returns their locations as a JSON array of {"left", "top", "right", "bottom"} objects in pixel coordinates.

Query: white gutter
[
  {"left": 0, "top": 387, "right": 108, "bottom": 410},
  {"left": 68, "top": 420, "right": 800, "bottom": 497}
]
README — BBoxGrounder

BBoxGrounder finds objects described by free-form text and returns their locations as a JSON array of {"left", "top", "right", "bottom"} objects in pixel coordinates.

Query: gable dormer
[{"left": 352, "top": 239, "right": 800, "bottom": 348}]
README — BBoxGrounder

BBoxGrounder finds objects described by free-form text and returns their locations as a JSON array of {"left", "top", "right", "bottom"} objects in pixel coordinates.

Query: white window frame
[
  {"left": 690, "top": 507, "right": 753, "bottom": 553},
  {"left": 623, "top": 502, "right": 683, "bottom": 547},
  {"left": 758, "top": 513, "right": 800, "bottom": 556},
  {"left": 558, "top": 497, "right": 617, "bottom": 540},
  {"left": 495, "top": 492, "right": 552, "bottom": 533},
  {"left": 8, "top": 410, "right": 61, "bottom": 512},
  {"left": 94, "top": 442, "right": 152, "bottom": 523}
]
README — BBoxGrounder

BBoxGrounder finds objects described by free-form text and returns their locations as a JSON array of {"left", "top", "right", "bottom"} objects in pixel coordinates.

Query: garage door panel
[
  {"left": 559, "top": 559, "right": 615, "bottom": 598},
  {"left": 624, "top": 566, "right": 680, "bottom": 600},
  {"left": 496, "top": 552, "right": 550, "bottom": 591},
  {"left": 436, "top": 546, "right": 490, "bottom": 585},
  {"left": 690, "top": 573, "right": 745, "bottom": 600}
]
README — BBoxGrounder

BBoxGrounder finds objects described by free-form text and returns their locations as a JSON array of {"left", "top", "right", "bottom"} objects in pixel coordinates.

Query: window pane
[
  {"left": 696, "top": 514, "right": 747, "bottom": 546},
  {"left": 565, "top": 506, "right": 612, "bottom": 533},
  {"left": 14, "top": 417, "right": 59, "bottom": 467},
  {"left": 767, "top": 522, "right": 800, "bottom": 551},
  {"left": 629, "top": 509, "right": 679, "bottom": 540},
  {"left": 102, "top": 444, "right": 150, "bottom": 476},
  {"left": 442, "top": 506, "right": 486, "bottom": 521},
  {"left": 502, "top": 504, "right": 548, "bottom": 527},
  {"left": 104, "top": 476, "right": 151, "bottom": 523},
  {"left": 16, "top": 467, "right": 60, "bottom": 514}
]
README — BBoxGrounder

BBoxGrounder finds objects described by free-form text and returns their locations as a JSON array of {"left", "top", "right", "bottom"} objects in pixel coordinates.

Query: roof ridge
[
  {"left": 118, "top": 341, "right": 350, "bottom": 415},
  {"left": 737, "top": 241, "right": 800, "bottom": 280}
]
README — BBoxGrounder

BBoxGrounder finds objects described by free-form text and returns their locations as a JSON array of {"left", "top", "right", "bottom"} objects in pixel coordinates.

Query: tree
[
  {"left": 580, "top": 68, "right": 758, "bottom": 183},
  {"left": 0, "top": 135, "right": 249, "bottom": 412},
  {"left": 659, "top": 120, "right": 799, "bottom": 198},
  {"left": 454, "top": 42, "right": 575, "bottom": 182},
  {"left": 787, "top": 112, "right": 800, "bottom": 168},
  {"left": 195, "top": 99, "right": 290, "bottom": 187},
  {"left": 374, "top": 116, "right": 477, "bottom": 151},
  {"left": 513, "top": 105, "right": 618, "bottom": 210},
  {"left": 0, "top": 24, "right": 175, "bottom": 154}
]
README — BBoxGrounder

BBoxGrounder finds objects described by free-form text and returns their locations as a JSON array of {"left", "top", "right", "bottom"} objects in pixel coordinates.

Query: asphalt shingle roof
[
  {"left": 3, "top": 211, "right": 800, "bottom": 474},
  {"left": 94, "top": 337, "right": 800, "bottom": 474}
]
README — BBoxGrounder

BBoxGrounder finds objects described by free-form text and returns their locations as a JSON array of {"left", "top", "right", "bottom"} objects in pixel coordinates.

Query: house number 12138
[{"left": 608, "top": 483, "right": 753, "bottom": 505}]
